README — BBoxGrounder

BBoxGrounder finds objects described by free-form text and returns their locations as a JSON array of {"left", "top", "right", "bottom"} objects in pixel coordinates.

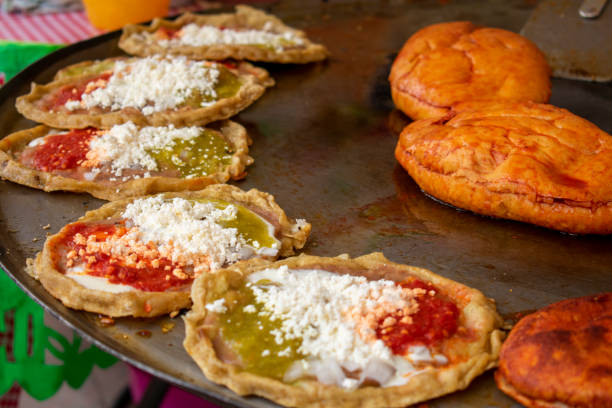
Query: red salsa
[
  {"left": 48, "top": 71, "right": 112, "bottom": 110},
  {"left": 155, "top": 27, "right": 180, "bottom": 40},
  {"left": 30, "top": 128, "right": 95, "bottom": 172},
  {"left": 58, "top": 222, "right": 192, "bottom": 292},
  {"left": 376, "top": 278, "right": 459, "bottom": 355}
]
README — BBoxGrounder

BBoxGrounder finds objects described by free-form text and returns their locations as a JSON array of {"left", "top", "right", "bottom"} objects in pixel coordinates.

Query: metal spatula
[{"left": 520, "top": 0, "right": 612, "bottom": 82}]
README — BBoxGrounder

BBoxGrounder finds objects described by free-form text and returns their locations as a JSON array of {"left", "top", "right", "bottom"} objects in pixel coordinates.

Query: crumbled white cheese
[
  {"left": 122, "top": 196, "right": 256, "bottom": 270},
  {"left": 83, "top": 167, "right": 101, "bottom": 181},
  {"left": 66, "top": 56, "right": 220, "bottom": 115},
  {"left": 205, "top": 298, "right": 227, "bottom": 313},
  {"left": 87, "top": 122, "right": 202, "bottom": 176},
  {"left": 248, "top": 267, "right": 410, "bottom": 366},
  {"left": 247, "top": 267, "right": 450, "bottom": 389},
  {"left": 157, "top": 23, "right": 304, "bottom": 52},
  {"left": 243, "top": 304, "right": 256, "bottom": 313}
]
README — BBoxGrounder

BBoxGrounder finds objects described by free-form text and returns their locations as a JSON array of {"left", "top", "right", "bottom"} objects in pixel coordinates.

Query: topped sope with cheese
[
  {"left": 149, "top": 23, "right": 305, "bottom": 52},
  {"left": 27, "top": 186, "right": 311, "bottom": 317},
  {"left": 0, "top": 121, "right": 253, "bottom": 200},
  {"left": 16, "top": 56, "right": 274, "bottom": 129},
  {"left": 184, "top": 253, "right": 504, "bottom": 408},
  {"left": 119, "top": 6, "right": 329, "bottom": 63}
]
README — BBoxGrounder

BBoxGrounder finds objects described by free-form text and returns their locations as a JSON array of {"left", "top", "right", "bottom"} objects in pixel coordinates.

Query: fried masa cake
[
  {"left": 0, "top": 121, "right": 252, "bottom": 200},
  {"left": 119, "top": 5, "right": 329, "bottom": 64},
  {"left": 388, "top": 21, "right": 551, "bottom": 120},
  {"left": 184, "top": 253, "right": 504, "bottom": 408},
  {"left": 495, "top": 293, "right": 612, "bottom": 408},
  {"left": 395, "top": 101, "right": 612, "bottom": 234},
  {"left": 26, "top": 185, "right": 311, "bottom": 317},
  {"left": 16, "top": 56, "right": 274, "bottom": 129}
]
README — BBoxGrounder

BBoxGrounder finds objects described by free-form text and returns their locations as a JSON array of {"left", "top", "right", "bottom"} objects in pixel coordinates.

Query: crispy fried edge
[
  {"left": 119, "top": 5, "right": 329, "bottom": 64},
  {"left": 494, "top": 372, "right": 566, "bottom": 408},
  {"left": 15, "top": 59, "right": 274, "bottom": 129},
  {"left": 27, "top": 185, "right": 312, "bottom": 318},
  {"left": 184, "top": 252, "right": 504, "bottom": 408},
  {"left": 0, "top": 121, "right": 253, "bottom": 200}
]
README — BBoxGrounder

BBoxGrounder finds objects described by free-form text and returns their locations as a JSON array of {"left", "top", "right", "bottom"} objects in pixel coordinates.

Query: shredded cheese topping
[
  {"left": 83, "top": 122, "right": 202, "bottom": 176},
  {"left": 122, "top": 196, "right": 278, "bottom": 272},
  {"left": 143, "top": 21, "right": 305, "bottom": 52},
  {"left": 247, "top": 266, "right": 418, "bottom": 365},
  {"left": 160, "top": 23, "right": 305, "bottom": 51},
  {"left": 65, "top": 56, "right": 221, "bottom": 114},
  {"left": 228, "top": 266, "right": 450, "bottom": 388}
]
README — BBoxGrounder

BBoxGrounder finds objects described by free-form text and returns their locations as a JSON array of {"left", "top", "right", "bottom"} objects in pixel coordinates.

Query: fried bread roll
[
  {"left": 395, "top": 101, "right": 612, "bottom": 234},
  {"left": 389, "top": 22, "right": 551, "bottom": 120},
  {"left": 495, "top": 293, "right": 612, "bottom": 408}
]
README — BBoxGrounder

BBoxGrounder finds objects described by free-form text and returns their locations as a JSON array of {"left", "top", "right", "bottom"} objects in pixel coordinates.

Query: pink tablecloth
[{"left": 0, "top": 11, "right": 100, "bottom": 43}]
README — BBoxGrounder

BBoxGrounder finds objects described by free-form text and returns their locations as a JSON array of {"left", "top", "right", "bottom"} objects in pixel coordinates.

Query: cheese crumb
[
  {"left": 154, "top": 23, "right": 305, "bottom": 52},
  {"left": 205, "top": 298, "right": 227, "bottom": 313},
  {"left": 85, "top": 122, "right": 202, "bottom": 176},
  {"left": 247, "top": 266, "right": 420, "bottom": 366},
  {"left": 66, "top": 56, "right": 221, "bottom": 115},
  {"left": 122, "top": 196, "right": 249, "bottom": 270}
]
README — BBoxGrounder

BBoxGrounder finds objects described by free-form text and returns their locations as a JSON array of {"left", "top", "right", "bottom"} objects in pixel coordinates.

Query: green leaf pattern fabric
[{"left": 0, "top": 271, "right": 117, "bottom": 400}]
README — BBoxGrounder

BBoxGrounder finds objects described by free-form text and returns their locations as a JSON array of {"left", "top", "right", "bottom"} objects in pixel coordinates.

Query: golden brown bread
[
  {"left": 495, "top": 293, "right": 612, "bottom": 408},
  {"left": 395, "top": 101, "right": 612, "bottom": 234},
  {"left": 389, "top": 22, "right": 551, "bottom": 120}
]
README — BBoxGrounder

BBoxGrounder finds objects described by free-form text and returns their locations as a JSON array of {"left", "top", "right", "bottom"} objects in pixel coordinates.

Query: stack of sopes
[{"left": 390, "top": 22, "right": 612, "bottom": 407}]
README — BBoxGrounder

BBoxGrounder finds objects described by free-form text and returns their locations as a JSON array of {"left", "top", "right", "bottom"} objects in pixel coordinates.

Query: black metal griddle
[{"left": 0, "top": 1, "right": 611, "bottom": 407}]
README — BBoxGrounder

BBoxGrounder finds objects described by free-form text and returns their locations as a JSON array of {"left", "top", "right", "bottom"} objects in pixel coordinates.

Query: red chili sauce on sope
[
  {"left": 56, "top": 222, "right": 192, "bottom": 292},
  {"left": 27, "top": 128, "right": 95, "bottom": 172},
  {"left": 155, "top": 26, "right": 181, "bottom": 40},
  {"left": 376, "top": 278, "right": 459, "bottom": 355},
  {"left": 48, "top": 71, "right": 112, "bottom": 110}
]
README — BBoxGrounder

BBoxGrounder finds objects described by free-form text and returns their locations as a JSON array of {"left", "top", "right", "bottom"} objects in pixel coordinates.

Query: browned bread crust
[
  {"left": 27, "top": 185, "right": 311, "bottom": 318},
  {"left": 15, "top": 58, "right": 274, "bottom": 129},
  {"left": 119, "top": 5, "right": 329, "bottom": 63},
  {"left": 0, "top": 121, "right": 252, "bottom": 200},
  {"left": 184, "top": 253, "right": 504, "bottom": 408},
  {"left": 395, "top": 101, "right": 612, "bottom": 234},
  {"left": 495, "top": 293, "right": 612, "bottom": 408},
  {"left": 389, "top": 22, "right": 551, "bottom": 120}
]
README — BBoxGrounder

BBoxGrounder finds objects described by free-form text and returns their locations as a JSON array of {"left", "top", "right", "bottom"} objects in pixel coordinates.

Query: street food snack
[
  {"left": 27, "top": 185, "right": 311, "bottom": 317},
  {"left": 119, "top": 5, "right": 329, "bottom": 63},
  {"left": 16, "top": 56, "right": 274, "bottom": 129},
  {"left": 496, "top": 293, "right": 612, "bottom": 408},
  {"left": 184, "top": 253, "right": 503, "bottom": 407},
  {"left": 389, "top": 22, "right": 551, "bottom": 120},
  {"left": 0, "top": 121, "right": 252, "bottom": 200},
  {"left": 395, "top": 101, "right": 612, "bottom": 234}
]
